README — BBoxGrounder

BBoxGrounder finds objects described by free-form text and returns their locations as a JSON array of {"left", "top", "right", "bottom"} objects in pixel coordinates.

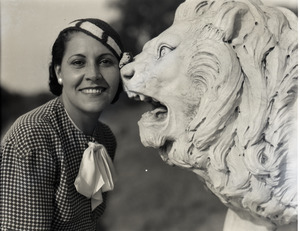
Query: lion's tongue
[
  {"left": 152, "top": 107, "right": 167, "bottom": 120},
  {"left": 140, "top": 107, "right": 167, "bottom": 122}
]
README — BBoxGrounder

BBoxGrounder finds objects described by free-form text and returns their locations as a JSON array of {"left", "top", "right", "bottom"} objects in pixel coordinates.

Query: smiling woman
[
  {"left": 52, "top": 25, "right": 122, "bottom": 134},
  {"left": 0, "top": 18, "right": 124, "bottom": 230},
  {"left": 1, "top": 0, "right": 121, "bottom": 95}
]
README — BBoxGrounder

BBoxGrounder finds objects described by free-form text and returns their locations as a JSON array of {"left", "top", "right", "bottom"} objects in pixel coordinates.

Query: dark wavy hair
[{"left": 48, "top": 29, "right": 123, "bottom": 104}]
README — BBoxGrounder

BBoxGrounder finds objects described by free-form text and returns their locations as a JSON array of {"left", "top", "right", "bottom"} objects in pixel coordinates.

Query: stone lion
[{"left": 120, "top": 0, "right": 298, "bottom": 230}]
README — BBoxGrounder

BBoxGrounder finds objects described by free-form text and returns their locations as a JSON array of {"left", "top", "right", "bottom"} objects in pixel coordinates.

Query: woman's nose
[{"left": 86, "top": 64, "right": 102, "bottom": 81}]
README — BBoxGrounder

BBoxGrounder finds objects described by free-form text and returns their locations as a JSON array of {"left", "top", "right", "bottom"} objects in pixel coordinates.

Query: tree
[{"left": 109, "top": 0, "right": 185, "bottom": 55}]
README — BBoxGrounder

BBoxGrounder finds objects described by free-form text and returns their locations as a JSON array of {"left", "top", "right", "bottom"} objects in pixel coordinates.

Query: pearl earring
[{"left": 58, "top": 78, "right": 63, "bottom": 85}]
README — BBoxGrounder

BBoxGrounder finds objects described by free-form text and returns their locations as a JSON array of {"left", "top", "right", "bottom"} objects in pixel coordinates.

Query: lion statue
[{"left": 120, "top": 0, "right": 298, "bottom": 230}]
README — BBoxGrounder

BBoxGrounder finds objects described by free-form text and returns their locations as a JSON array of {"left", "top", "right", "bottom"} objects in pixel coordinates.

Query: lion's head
[{"left": 121, "top": 0, "right": 297, "bottom": 228}]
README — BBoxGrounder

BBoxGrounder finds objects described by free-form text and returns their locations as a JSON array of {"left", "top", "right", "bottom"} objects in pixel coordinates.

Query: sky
[{"left": 0, "top": 0, "right": 298, "bottom": 96}]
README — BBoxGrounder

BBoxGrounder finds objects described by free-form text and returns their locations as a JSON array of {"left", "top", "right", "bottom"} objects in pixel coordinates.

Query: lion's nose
[{"left": 121, "top": 62, "right": 135, "bottom": 80}]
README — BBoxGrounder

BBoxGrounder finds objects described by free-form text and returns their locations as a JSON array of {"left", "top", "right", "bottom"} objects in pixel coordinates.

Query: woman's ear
[
  {"left": 54, "top": 65, "right": 63, "bottom": 85},
  {"left": 54, "top": 65, "right": 61, "bottom": 78}
]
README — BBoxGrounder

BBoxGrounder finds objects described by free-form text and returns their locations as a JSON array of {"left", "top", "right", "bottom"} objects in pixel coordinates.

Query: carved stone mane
[
  {"left": 120, "top": 0, "right": 297, "bottom": 230},
  {"left": 177, "top": 0, "right": 298, "bottom": 225}
]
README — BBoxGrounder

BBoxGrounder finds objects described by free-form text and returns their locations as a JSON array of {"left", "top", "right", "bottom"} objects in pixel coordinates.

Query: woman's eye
[
  {"left": 71, "top": 60, "right": 85, "bottom": 67},
  {"left": 99, "top": 59, "right": 113, "bottom": 66},
  {"left": 158, "top": 45, "right": 173, "bottom": 59}
]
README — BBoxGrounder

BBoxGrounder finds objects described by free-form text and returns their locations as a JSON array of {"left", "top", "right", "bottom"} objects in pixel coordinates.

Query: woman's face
[{"left": 55, "top": 32, "right": 120, "bottom": 117}]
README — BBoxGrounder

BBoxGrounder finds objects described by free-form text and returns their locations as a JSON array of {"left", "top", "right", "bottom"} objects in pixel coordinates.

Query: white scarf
[{"left": 74, "top": 142, "right": 116, "bottom": 211}]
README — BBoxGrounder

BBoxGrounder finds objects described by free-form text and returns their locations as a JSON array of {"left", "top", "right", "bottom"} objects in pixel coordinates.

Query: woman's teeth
[{"left": 81, "top": 88, "right": 103, "bottom": 94}]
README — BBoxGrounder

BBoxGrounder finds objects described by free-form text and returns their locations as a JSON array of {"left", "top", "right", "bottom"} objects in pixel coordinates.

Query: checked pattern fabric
[{"left": 0, "top": 97, "right": 116, "bottom": 230}]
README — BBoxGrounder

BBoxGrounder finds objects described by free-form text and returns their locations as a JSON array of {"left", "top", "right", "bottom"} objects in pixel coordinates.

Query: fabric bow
[{"left": 74, "top": 142, "right": 116, "bottom": 211}]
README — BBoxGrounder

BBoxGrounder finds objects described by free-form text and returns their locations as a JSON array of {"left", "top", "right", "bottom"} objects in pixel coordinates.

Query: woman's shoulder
[
  {"left": 97, "top": 121, "right": 116, "bottom": 142},
  {"left": 96, "top": 121, "right": 117, "bottom": 155},
  {"left": 2, "top": 98, "right": 62, "bottom": 145},
  {"left": 98, "top": 121, "right": 113, "bottom": 134}
]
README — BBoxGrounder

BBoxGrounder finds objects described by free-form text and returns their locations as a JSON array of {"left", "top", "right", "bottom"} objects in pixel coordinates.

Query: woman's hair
[
  {"left": 49, "top": 29, "right": 76, "bottom": 96},
  {"left": 49, "top": 18, "right": 124, "bottom": 103}
]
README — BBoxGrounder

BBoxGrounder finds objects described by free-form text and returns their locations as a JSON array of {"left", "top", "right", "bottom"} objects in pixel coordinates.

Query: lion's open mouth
[
  {"left": 126, "top": 91, "right": 173, "bottom": 150},
  {"left": 128, "top": 92, "right": 168, "bottom": 121},
  {"left": 127, "top": 91, "right": 177, "bottom": 164}
]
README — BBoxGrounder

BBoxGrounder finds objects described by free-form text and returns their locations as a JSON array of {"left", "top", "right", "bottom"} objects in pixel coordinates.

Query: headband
[{"left": 63, "top": 18, "right": 123, "bottom": 59}]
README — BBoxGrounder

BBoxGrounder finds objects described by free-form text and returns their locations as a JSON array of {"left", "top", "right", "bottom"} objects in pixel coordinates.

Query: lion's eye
[{"left": 158, "top": 45, "right": 173, "bottom": 59}]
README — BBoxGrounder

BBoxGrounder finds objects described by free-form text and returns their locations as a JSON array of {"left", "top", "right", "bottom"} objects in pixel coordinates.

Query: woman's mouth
[{"left": 80, "top": 87, "right": 106, "bottom": 94}]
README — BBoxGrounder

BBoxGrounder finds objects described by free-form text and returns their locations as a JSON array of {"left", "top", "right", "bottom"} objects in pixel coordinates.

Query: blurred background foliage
[
  {"left": 1, "top": 0, "right": 297, "bottom": 230},
  {"left": 108, "top": 0, "right": 185, "bottom": 55}
]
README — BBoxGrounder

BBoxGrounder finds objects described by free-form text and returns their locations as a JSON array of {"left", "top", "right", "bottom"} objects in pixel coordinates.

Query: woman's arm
[{"left": 0, "top": 134, "right": 56, "bottom": 230}]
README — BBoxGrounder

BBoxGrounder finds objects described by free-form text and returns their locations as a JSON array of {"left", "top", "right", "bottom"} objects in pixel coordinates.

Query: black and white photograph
[{"left": 1, "top": 0, "right": 298, "bottom": 230}]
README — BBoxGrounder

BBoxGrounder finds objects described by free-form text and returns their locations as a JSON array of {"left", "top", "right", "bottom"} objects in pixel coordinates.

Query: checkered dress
[{"left": 0, "top": 97, "right": 117, "bottom": 230}]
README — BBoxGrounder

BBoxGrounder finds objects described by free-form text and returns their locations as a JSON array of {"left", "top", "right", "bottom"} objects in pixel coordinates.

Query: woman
[{"left": 1, "top": 18, "right": 124, "bottom": 230}]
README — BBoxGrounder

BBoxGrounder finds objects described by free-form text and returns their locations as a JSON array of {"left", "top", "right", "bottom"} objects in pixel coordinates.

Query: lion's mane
[{"left": 174, "top": 0, "right": 297, "bottom": 226}]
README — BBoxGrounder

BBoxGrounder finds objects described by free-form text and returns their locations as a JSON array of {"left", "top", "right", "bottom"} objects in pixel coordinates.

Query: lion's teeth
[
  {"left": 134, "top": 95, "right": 140, "bottom": 101},
  {"left": 128, "top": 92, "right": 137, "bottom": 98},
  {"left": 139, "top": 95, "right": 145, "bottom": 101}
]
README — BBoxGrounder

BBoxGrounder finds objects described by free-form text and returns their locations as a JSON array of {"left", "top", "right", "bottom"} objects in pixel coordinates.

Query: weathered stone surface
[{"left": 121, "top": 0, "right": 298, "bottom": 230}]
